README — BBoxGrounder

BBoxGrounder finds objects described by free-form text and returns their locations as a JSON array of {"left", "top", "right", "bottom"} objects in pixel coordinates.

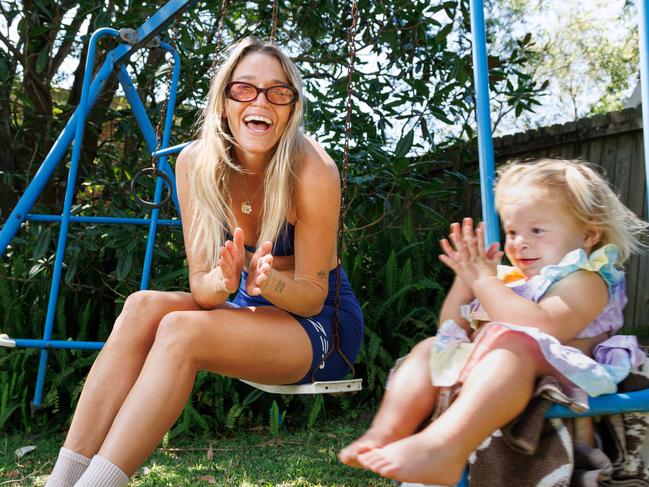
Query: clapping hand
[
  {"left": 216, "top": 227, "right": 246, "bottom": 294},
  {"left": 439, "top": 218, "right": 503, "bottom": 288},
  {"left": 247, "top": 241, "right": 274, "bottom": 296}
]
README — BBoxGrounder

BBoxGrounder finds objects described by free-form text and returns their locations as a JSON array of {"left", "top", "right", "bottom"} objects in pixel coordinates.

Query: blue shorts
[{"left": 231, "top": 266, "right": 364, "bottom": 384}]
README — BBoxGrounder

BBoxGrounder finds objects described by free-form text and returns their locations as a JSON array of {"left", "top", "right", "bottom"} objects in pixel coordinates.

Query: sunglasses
[{"left": 225, "top": 81, "right": 299, "bottom": 106}]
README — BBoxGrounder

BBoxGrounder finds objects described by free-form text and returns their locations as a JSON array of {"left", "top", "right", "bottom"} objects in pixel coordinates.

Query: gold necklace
[{"left": 240, "top": 175, "right": 262, "bottom": 215}]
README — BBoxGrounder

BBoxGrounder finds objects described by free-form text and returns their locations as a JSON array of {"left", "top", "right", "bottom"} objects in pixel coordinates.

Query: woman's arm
[
  {"left": 254, "top": 137, "right": 340, "bottom": 317},
  {"left": 176, "top": 145, "right": 234, "bottom": 309}
]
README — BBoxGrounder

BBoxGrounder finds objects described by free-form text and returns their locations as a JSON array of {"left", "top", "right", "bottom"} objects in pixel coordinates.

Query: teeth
[{"left": 244, "top": 114, "right": 272, "bottom": 125}]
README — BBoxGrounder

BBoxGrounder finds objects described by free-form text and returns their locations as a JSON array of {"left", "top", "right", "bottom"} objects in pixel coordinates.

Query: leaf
[
  {"left": 115, "top": 252, "right": 133, "bottom": 281},
  {"left": 35, "top": 49, "right": 49, "bottom": 75},
  {"left": 33, "top": 227, "right": 51, "bottom": 259},
  {"left": 198, "top": 475, "right": 217, "bottom": 484},
  {"left": 15, "top": 445, "right": 36, "bottom": 459},
  {"left": 394, "top": 129, "right": 414, "bottom": 158}
]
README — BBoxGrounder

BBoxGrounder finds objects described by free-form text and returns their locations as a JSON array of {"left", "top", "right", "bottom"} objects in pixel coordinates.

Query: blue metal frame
[
  {"left": 0, "top": 0, "right": 194, "bottom": 408},
  {"left": 469, "top": 0, "right": 499, "bottom": 246}
]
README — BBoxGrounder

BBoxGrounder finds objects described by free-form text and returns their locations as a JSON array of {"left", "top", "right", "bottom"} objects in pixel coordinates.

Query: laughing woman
[{"left": 45, "top": 37, "right": 364, "bottom": 487}]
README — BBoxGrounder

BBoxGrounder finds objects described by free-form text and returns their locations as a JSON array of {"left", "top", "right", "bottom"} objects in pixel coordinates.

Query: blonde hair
[
  {"left": 190, "top": 37, "right": 305, "bottom": 268},
  {"left": 495, "top": 158, "right": 648, "bottom": 265}
]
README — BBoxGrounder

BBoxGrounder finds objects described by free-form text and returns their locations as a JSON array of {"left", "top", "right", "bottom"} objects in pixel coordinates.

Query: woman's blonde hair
[
  {"left": 190, "top": 37, "right": 305, "bottom": 268},
  {"left": 494, "top": 158, "right": 648, "bottom": 265}
]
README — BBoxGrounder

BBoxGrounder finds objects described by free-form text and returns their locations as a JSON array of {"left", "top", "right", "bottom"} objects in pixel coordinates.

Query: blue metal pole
[
  {"left": 33, "top": 28, "right": 122, "bottom": 408},
  {"left": 1, "top": 60, "right": 117, "bottom": 256},
  {"left": 638, "top": 0, "right": 649, "bottom": 211},
  {"left": 0, "top": 0, "right": 193, "bottom": 257},
  {"left": 117, "top": 66, "right": 180, "bottom": 213},
  {"left": 140, "top": 42, "right": 181, "bottom": 289},
  {"left": 26, "top": 214, "right": 181, "bottom": 226},
  {"left": 469, "top": 0, "right": 499, "bottom": 245}
]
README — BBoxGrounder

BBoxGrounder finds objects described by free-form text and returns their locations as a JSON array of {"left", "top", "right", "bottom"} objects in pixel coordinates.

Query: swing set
[
  {"left": 0, "top": 0, "right": 361, "bottom": 411},
  {"left": 1, "top": 0, "right": 649, "bottom": 481}
]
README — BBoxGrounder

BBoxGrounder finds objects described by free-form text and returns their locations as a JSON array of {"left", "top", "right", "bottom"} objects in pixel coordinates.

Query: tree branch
[{"left": 51, "top": 6, "right": 92, "bottom": 75}]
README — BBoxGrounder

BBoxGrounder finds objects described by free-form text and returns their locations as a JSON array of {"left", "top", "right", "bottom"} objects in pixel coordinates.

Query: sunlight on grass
[{"left": 1, "top": 416, "right": 392, "bottom": 486}]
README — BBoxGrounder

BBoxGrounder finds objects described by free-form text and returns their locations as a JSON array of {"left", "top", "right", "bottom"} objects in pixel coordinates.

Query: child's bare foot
[
  {"left": 356, "top": 431, "right": 466, "bottom": 485},
  {"left": 338, "top": 428, "right": 404, "bottom": 469}
]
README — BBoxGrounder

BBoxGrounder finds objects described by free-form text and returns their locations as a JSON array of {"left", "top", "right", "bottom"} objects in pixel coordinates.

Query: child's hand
[{"left": 439, "top": 218, "right": 502, "bottom": 288}]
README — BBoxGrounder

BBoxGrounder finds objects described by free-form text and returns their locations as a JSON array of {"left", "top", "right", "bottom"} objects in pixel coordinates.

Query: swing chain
[
  {"left": 208, "top": 0, "right": 231, "bottom": 78},
  {"left": 310, "top": 0, "right": 359, "bottom": 382},
  {"left": 131, "top": 15, "right": 180, "bottom": 209},
  {"left": 270, "top": 0, "right": 279, "bottom": 43}
]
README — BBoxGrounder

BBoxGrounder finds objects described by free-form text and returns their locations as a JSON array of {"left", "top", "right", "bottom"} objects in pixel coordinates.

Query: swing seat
[
  {"left": 0, "top": 334, "right": 16, "bottom": 348},
  {"left": 241, "top": 378, "right": 362, "bottom": 394}
]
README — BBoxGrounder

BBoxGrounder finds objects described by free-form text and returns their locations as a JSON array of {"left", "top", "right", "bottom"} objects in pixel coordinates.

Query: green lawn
[{"left": 0, "top": 416, "right": 392, "bottom": 486}]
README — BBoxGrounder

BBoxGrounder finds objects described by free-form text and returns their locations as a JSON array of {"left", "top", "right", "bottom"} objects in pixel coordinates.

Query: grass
[{"left": 0, "top": 415, "right": 393, "bottom": 486}]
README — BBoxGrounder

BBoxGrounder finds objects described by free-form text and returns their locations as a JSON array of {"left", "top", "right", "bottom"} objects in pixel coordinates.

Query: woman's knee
[
  {"left": 109, "top": 291, "right": 168, "bottom": 343},
  {"left": 152, "top": 311, "right": 202, "bottom": 367}
]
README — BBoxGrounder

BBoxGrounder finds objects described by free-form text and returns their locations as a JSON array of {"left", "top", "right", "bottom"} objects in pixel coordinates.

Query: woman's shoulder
[
  {"left": 296, "top": 135, "right": 340, "bottom": 184},
  {"left": 176, "top": 140, "right": 203, "bottom": 171}
]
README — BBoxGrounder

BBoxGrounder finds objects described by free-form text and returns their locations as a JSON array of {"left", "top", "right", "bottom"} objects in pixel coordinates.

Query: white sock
[
  {"left": 73, "top": 455, "right": 129, "bottom": 487},
  {"left": 45, "top": 447, "right": 91, "bottom": 487}
]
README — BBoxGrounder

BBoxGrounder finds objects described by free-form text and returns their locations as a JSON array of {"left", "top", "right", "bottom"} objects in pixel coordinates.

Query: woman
[{"left": 46, "top": 37, "right": 364, "bottom": 487}]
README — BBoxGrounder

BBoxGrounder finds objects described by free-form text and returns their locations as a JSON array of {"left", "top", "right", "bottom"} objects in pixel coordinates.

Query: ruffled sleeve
[{"left": 531, "top": 244, "right": 625, "bottom": 302}]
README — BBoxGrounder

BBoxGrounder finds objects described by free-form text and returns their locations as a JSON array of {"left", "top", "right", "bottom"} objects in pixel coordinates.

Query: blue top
[{"left": 227, "top": 222, "right": 295, "bottom": 257}]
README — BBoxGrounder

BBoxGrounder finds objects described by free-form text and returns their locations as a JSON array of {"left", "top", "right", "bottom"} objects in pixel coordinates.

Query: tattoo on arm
[
  {"left": 274, "top": 280, "right": 285, "bottom": 293},
  {"left": 317, "top": 271, "right": 326, "bottom": 279}
]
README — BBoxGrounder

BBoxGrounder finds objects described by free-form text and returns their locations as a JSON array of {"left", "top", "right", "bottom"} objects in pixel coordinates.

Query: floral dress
[{"left": 430, "top": 244, "right": 646, "bottom": 398}]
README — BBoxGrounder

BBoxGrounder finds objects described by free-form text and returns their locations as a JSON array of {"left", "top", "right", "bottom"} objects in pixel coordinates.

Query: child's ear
[{"left": 583, "top": 227, "right": 602, "bottom": 250}]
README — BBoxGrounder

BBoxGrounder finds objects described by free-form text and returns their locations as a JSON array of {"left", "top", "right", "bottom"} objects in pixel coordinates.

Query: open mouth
[{"left": 244, "top": 114, "right": 273, "bottom": 133}]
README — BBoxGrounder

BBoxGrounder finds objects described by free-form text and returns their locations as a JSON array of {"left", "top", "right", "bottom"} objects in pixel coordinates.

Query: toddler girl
[{"left": 339, "top": 158, "right": 648, "bottom": 485}]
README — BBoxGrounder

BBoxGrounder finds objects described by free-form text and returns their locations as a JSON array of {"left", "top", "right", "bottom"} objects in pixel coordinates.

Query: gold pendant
[{"left": 241, "top": 201, "right": 252, "bottom": 214}]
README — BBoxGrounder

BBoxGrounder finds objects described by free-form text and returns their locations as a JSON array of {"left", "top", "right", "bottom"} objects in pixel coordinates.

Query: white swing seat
[
  {"left": 0, "top": 334, "right": 16, "bottom": 347},
  {"left": 240, "top": 378, "right": 362, "bottom": 394}
]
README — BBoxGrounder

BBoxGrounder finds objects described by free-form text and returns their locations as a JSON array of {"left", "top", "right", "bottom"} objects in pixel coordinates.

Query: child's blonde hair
[{"left": 494, "top": 158, "right": 648, "bottom": 265}]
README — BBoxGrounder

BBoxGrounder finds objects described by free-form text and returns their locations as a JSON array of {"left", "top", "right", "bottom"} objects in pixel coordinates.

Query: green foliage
[{"left": 0, "top": 0, "right": 542, "bottom": 434}]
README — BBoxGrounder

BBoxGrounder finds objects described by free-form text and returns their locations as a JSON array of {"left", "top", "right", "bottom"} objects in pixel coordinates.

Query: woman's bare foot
[{"left": 356, "top": 430, "right": 466, "bottom": 485}]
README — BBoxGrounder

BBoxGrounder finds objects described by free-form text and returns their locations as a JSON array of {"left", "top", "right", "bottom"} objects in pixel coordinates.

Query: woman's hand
[
  {"left": 215, "top": 227, "right": 246, "bottom": 294},
  {"left": 247, "top": 241, "right": 274, "bottom": 296},
  {"left": 439, "top": 218, "right": 503, "bottom": 288}
]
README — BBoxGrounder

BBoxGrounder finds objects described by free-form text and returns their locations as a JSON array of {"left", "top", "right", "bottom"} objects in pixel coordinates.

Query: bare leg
[
  {"left": 96, "top": 305, "right": 312, "bottom": 476},
  {"left": 339, "top": 337, "right": 438, "bottom": 468},
  {"left": 63, "top": 291, "right": 200, "bottom": 457},
  {"left": 357, "top": 332, "right": 556, "bottom": 485}
]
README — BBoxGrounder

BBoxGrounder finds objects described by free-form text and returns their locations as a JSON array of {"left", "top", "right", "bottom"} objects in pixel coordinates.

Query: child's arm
[
  {"left": 438, "top": 219, "right": 503, "bottom": 333},
  {"left": 439, "top": 276, "right": 474, "bottom": 331},
  {"left": 473, "top": 271, "right": 607, "bottom": 342},
  {"left": 440, "top": 222, "right": 608, "bottom": 343}
]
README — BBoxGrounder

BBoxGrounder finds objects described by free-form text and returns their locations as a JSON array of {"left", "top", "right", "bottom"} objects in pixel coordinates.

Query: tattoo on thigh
[
  {"left": 317, "top": 271, "right": 326, "bottom": 279},
  {"left": 274, "top": 280, "right": 285, "bottom": 293}
]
